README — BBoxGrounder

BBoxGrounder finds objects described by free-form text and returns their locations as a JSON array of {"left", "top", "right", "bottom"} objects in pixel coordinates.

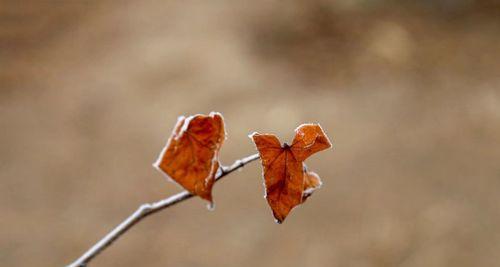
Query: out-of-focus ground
[{"left": 2, "top": 1, "right": 500, "bottom": 266}]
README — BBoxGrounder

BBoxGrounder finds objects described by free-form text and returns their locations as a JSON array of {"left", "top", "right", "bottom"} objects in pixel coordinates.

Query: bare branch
[{"left": 66, "top": 153, "right": 260, "bottom": 267}]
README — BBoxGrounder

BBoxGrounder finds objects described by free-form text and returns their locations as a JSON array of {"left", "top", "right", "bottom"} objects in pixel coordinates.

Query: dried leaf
[
  {"left": 154, "top": 112, "right": 225, "bottom": 204},
  {"left": 250, "top": 124, "right": 331, "bottom": 223}
]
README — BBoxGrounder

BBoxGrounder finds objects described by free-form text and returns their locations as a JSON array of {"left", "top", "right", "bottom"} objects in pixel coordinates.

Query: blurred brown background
[{"left": 2, "top": 1, "right": 500, "bottom": 266}]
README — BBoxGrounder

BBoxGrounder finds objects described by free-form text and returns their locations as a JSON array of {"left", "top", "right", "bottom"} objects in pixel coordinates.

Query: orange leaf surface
[
  {"left": 153, "top": 112, "right": 225, "bottom": 204},
  {"left": 250, "top": 124, "right": 332, "bottom": 223}
]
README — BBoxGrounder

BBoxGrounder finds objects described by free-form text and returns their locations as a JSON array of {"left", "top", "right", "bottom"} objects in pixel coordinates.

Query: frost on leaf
[
  {"left": 153, "top": 112, "right": 225, "bottom": 204},
  {"left": 250, "top": 124, "right": 332, "bottom": 223},
  {"left": 302, "top": 169, "right": 322, "bottom": 202}
]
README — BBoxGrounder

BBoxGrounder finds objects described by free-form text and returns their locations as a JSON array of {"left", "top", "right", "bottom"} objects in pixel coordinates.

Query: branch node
[
  {"left": 220, "top": 165, "right": 229, "bottom": 175},
  {"left": 139, "top": 203, "right": 153, "bottom": 213}
]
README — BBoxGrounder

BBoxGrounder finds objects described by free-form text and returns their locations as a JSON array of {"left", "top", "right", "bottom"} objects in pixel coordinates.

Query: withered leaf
[
  {"left": 250, "top": 124, "right": 331, "bottom": 223},
  {"left": 154, "top": 112, "right": 225, "bottom": 204}
]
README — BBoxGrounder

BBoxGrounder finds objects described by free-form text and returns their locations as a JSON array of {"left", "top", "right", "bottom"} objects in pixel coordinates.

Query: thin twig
[{"left": 66, "top": 153, "right": 260, "bottom": 267}]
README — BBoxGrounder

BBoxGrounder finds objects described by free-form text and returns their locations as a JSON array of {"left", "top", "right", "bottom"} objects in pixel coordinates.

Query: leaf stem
[{"left": 66, "top": 153, "right": 260, "bottom": 267}]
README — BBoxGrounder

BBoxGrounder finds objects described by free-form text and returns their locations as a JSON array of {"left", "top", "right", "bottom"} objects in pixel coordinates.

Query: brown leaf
[
  {"left": 250, "top": 124, "right": 331, "bottom": 223},
  {"left": 154, "top": 112, "right": 225, "bottom": 204}
]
